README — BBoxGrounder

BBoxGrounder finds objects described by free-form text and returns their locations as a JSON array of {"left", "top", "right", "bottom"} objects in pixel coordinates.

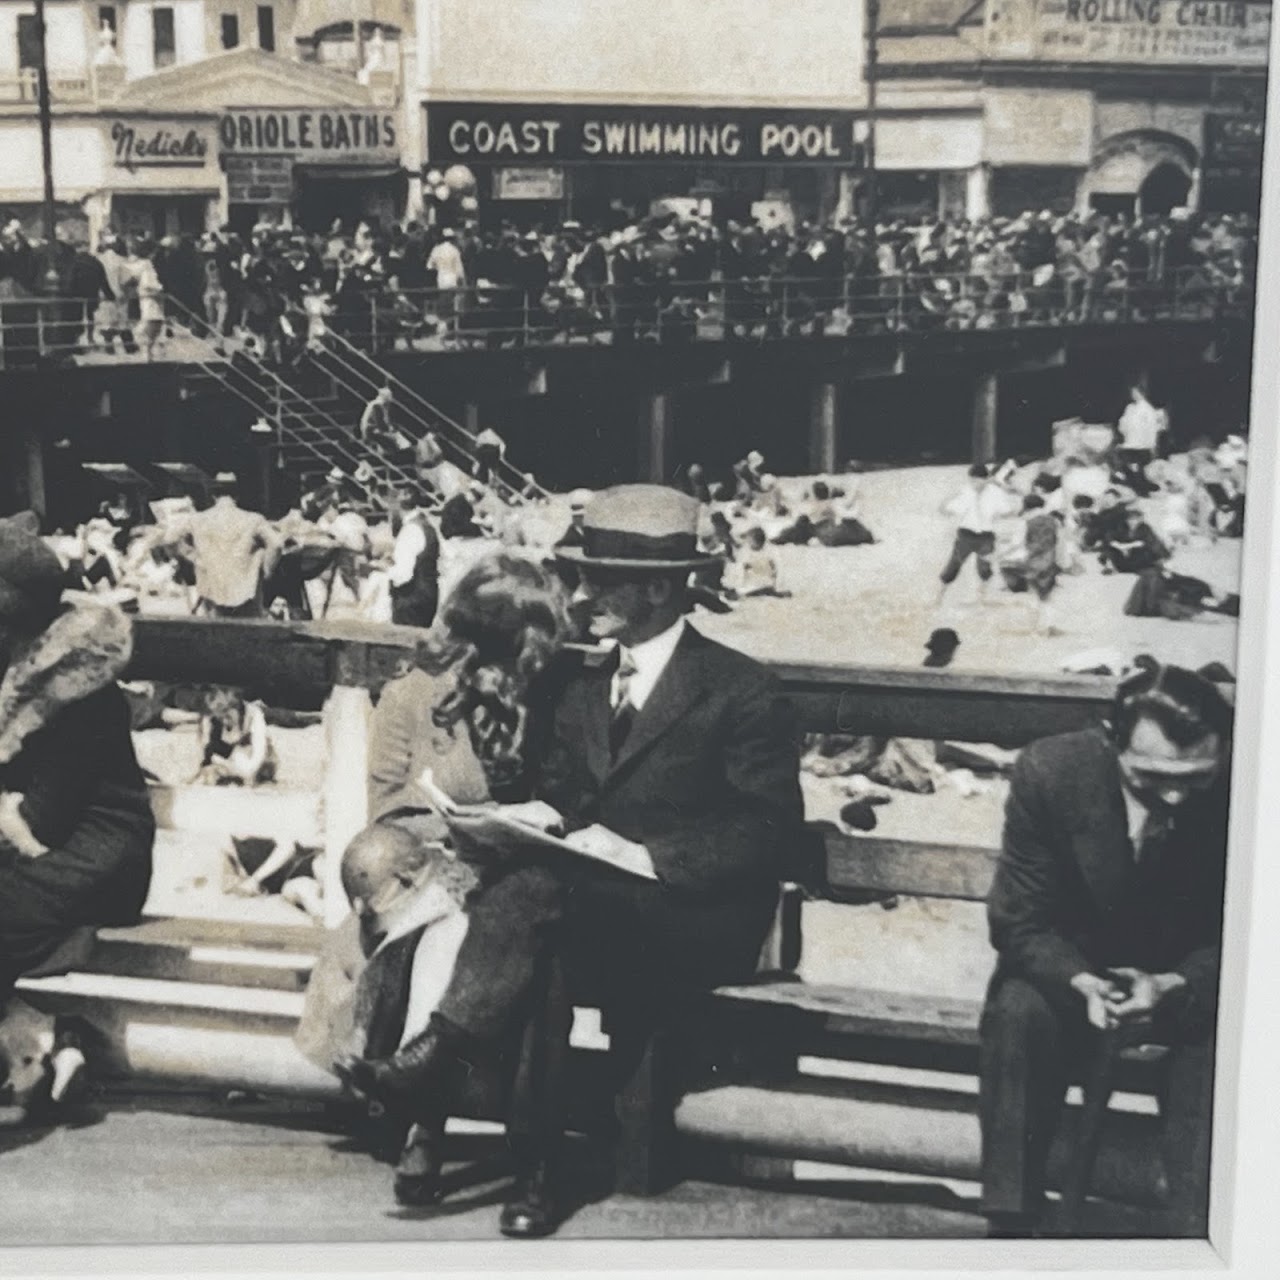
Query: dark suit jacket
[
  {"left": 987, "top": 727, "right": 1228, "bottom": 1040},
  {"left": 535, "top": 627, "right": 804, "bottom": 905}
]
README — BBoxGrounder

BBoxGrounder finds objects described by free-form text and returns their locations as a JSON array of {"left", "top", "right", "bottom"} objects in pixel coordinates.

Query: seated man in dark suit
[
  {"left": 981, "top": 661, "right": 1231, "bottom": 1237},
  {"left": 345, "top": 485, "right": 804, "bottom": 1237}
]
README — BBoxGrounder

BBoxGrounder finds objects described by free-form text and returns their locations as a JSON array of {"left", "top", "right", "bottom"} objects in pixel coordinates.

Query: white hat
[{"left": 569, "top": 488, "right": 593, "bottom": 511}]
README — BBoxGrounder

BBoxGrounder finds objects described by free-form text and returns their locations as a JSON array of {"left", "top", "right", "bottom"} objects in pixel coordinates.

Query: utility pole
[
  {"left": 864, "top": 0, "right": 879, "bottom": 224},
  {"left": 34, "top": 0, "right": 60, "bottom": 293}
]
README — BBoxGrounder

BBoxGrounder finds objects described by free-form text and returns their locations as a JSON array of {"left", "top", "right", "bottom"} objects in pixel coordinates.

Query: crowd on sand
[
  {"left": 50, "top": 383, "right": 1246, "bottom": 645},
  {"left": 33, "top": 383, "right": 1243, "bottom": 874},
  {"left": 0, "top": 203, "right": 1256, "bottom": 360}
]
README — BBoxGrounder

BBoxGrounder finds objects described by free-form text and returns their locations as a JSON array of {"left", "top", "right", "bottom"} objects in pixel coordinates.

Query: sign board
[
  {"left": 226, "top": 154, "right": 294, "bottom": 204},
  {"left": 1203, "top": 113, "right": 1266, "bottom": 179},
  {"left": 219, "top": 110, "right": 399, "bottom": 163},
  {"left": 106, "top": 118, "right": 215, "bottom": 173},
  {"left": 427, "top": 102, "right": 864, "bottom": 166},
  {"left": 492, "top": 166, "right": 566, "bottom": 200},
  {"left": 984, "top": 88, "right": 1095, "bottom": 166},
  {"left": 985, "top": 0, "right": 1271, "bottom": 67}
]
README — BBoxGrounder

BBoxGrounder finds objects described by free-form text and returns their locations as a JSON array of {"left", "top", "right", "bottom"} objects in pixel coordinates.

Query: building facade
[
  {"left": 411, "top": 0, "right": 869, "bottom": 227},
  {"left": 0, "top": 0, "right": 414, "bottom": 243},
  {"left": 872, "top": 0, "right": 1269, "bottom": 220}
]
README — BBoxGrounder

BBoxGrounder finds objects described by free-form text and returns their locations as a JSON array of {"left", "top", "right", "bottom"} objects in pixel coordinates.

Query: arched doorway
[
  {"left": 1086, "top": 130, "right": 1198, "bottom": 215},
  {"left": 1139, "top": 162, "right": 1192, "bottom": 216}
]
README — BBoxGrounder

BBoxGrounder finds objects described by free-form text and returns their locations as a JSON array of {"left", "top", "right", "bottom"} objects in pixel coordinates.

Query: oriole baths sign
[{"left": 219, "top": 110, "right": 399, "bottom": 160}]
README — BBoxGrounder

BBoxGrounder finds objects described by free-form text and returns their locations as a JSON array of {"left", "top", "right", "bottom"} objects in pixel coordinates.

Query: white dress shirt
[
  {"left": 389, "top": 518, "right": 429, "bottom": 588},
  {"left": 612, "top": 617, "right": 686, "bottom": 712},
  {"left": 944, "top": 482, "right": 1016, "bottom": 535}
]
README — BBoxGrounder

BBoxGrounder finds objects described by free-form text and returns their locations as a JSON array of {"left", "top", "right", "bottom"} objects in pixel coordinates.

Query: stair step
[
  {"left": 14, "top": 970, "right": 338, "bottom": 1098},
  {"left": 90, "top": 922, "right": 317, "bottom": 992},
  {"left": 675, "top": 1080, "right": 1164, "bottom": 1205}
]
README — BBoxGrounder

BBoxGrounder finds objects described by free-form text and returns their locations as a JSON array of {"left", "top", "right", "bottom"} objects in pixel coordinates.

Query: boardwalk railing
[
  {"left": 123, "top": 616, "right": 1130, "bottom": 917},
  {"left": 0, "top": 266, "right": 1254, "bottom": 368},
  {"left": 344, "top": 265, "right": 1252, "bottom": 352}
]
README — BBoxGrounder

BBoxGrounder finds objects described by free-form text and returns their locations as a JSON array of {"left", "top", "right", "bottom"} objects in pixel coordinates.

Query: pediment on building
[{"left": 112, "top": 48, "right": 378, "bottom": 111}]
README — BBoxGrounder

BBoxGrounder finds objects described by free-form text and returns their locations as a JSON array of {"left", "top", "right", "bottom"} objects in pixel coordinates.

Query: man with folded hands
[{"left": 981, "top": 660, "right": 1231, "bottom": 1237}]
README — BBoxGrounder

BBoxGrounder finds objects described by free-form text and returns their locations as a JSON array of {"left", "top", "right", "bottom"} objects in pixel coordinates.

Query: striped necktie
[{"left": 609, "top": 647, "right": 638, "bottom": 759}]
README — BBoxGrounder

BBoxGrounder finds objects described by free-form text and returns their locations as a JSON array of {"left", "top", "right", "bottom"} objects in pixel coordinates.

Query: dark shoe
[
  {"left": 985, "top": 1211, "right": 1042, "bottom": 1239},
  {"left": 500, "top": 1161, "right": 560, "bottom": 1239},
  {"left": 393, "top": 1120, "right": 446, "bottom": 1207}
]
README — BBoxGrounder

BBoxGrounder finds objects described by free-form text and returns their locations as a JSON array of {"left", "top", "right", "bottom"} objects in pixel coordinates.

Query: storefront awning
[
  {"left": 82, "top": 463, "right": 152, "bottom": 490},
  {"left": 152, "top": 462, "right": 212, "bottom": 488},
  {"left": 294, "top": 163, "right": 403, "bottom": 180}
]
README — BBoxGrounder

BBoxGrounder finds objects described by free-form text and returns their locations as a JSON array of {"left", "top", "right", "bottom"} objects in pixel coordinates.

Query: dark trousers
[
  {"left": 979, "top": 975, "right": 1214, "bottom": 1234},
  {"left": 436, "top": 863, "right": 774, "bottom": 1148},
  {"left": 940, "top": 529, "right": 995, "bottom": 585}
]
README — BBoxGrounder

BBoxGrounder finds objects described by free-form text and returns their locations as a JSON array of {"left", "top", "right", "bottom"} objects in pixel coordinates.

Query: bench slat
[
  {"left": 712, "top": 983, "right": 982, "bottom": 1045},
  {"left": 822, "top": 833, "right": 998, "bottom": 902}
]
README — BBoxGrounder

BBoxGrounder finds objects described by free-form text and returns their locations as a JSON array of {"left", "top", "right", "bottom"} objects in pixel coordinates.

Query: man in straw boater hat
[{"left": 342, "top": 485, "right": 804, "bottom": 1236}]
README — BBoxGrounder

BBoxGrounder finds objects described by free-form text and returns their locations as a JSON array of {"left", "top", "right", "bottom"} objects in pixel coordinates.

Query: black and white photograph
[{"left": 0, "top": 0, "right": 1275, "bottom": 1266}]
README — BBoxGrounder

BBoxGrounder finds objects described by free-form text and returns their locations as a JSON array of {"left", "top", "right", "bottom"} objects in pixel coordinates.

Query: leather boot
[
  {"left": 500, "top": 1143, "right": 561, "bottom": 1239},
  {"left": 340, "top": 1015, "right": 460, "bottom": 1118}
]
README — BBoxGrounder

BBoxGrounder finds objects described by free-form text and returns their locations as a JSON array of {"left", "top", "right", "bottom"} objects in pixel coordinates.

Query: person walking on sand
[{"left": 936, "top": 461, "right": 1019, "bottom": 608}]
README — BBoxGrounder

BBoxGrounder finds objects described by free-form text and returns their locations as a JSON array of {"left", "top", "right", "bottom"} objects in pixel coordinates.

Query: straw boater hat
[{"left": 555, "top": 485, "right": 719, "bottom": 573}]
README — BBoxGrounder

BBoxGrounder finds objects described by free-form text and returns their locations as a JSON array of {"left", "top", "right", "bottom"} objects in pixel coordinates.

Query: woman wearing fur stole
[{"left": 0, "top": 512, "right": 155, "bottom": 1114}]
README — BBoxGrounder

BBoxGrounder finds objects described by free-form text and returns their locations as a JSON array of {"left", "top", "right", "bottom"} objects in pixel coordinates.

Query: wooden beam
[
  {"left": 822, "top": 832, "right": 998, "bottom": 902},
  {"left": 126, "top": 621, "right": 1231, "bottom": 744},
  {"left": 710, "top": 983, "right": 982, "bottom": 1046}
]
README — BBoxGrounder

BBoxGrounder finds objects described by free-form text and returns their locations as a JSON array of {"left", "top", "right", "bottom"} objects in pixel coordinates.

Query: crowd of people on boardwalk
[{"left": 0, "top": 204, "right": 1257, "bottom": 363}]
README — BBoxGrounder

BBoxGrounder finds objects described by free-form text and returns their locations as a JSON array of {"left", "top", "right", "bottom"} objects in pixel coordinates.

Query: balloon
[
  {"left": 443, "top": 164, "right": 477, "bottom": 194},
  {"left": 460, "top": 195, "right": 479, "bottom": 213},
  {"left": 434, "top": 184, "right": 451, "bottom": 202},
  {"left": 424, "top": 169, "right": 444, "bottom": 187}
]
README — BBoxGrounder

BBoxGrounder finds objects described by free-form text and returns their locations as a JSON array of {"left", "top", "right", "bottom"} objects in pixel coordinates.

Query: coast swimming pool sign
[{"left": 426, "top": 103, "right": 864, "bottom": 166}]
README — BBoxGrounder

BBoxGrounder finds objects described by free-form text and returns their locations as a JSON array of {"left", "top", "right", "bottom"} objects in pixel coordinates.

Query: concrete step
[
  {"left": 15, "top": 969, "right": 338, "bottom": 1099},
  {"left": 90, "top": 918, "right": 318, "bottom": 992},
  {"left": 675, "top": 1078, "right": 1166, "bottom": 1206}
]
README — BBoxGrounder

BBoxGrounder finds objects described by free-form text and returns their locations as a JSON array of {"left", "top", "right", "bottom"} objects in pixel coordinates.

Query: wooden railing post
[{"left": 321, "top": 641, "right": 374, "bottom": 926}]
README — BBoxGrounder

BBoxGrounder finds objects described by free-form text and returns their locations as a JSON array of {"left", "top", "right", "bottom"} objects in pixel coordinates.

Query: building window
[
  {"left": 257, "top": 6, "right": 275, "bottom": 52},
  {"left": 152, "top": 6, "right": 176, "bottom": 69},
  {"left": 221, "top": 13, "right": 240, "bottom": 49},
  {"left": 98, "top": 5, "right": 117, "bottom": 33},
  {"left": 16, "top": 13, "right": 39, "bottom": 70}
]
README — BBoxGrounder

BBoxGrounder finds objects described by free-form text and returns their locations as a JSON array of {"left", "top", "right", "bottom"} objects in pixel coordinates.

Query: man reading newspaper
[{"left": 344, "top": 486, "right": 803, "bottom": 1237}]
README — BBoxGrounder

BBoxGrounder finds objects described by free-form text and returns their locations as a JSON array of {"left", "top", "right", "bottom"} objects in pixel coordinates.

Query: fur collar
[{"left": 0, "top": 602, "right": 133, "bottom": 765}]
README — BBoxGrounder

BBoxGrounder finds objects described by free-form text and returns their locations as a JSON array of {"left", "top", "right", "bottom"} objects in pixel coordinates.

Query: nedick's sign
[
  {"left": 219, "top": 110, "right": 399, "bottom": 160},
  {"left": 110, "top": 120, "right": 211, "bottom": 171}
]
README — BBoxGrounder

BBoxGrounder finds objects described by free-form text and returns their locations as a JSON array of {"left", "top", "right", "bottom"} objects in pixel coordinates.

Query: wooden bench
[
  {"left": 604, "top": 830, "right": 1177, "bottom": 1228},
  {"left": 14, "top": 620, "right": 1210, "bottom": 1226}
]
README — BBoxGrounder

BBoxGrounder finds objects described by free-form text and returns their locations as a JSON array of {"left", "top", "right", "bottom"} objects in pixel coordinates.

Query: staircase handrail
[
  {"left": 160, "top": 296, "right": 434, "bottom": 510},
  {"left": 318, "top": 326, "right": 549, "bottom": 504}
]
